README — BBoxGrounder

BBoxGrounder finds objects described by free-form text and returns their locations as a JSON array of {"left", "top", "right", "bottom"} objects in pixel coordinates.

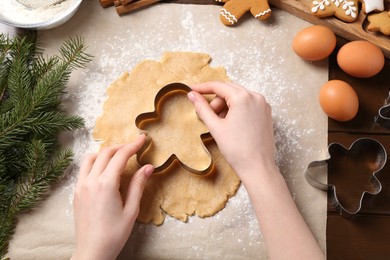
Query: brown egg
[
  {"left": 319, "top": 80, "right": 359, "bottom": 122},
  {"left": 292, "top": 25, "right": 336, "bottom": 61},
  {"left": 337, "top": 41, "right": 385, "bottom": 78}
]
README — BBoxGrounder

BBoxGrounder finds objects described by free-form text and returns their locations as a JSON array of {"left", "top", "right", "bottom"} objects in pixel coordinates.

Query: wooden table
[{"left": 327, "top": 39, "right": 390, "bottom": 259}]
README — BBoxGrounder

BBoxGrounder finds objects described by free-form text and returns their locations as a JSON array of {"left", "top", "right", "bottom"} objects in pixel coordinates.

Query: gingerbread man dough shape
[{"left": 216, "top": 0, "right": 272, "bottom": 26}]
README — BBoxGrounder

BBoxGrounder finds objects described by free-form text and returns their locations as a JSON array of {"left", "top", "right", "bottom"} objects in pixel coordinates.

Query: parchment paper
[{"left": 6, "top": 1, "right": 328, "bottom": 259}]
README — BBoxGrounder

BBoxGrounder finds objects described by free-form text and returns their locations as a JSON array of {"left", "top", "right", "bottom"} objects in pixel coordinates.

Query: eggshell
[
  {"left": 319, "top": 80, "right": 359, "bottom": 122},
  {"left": 337, "top": 41, "right": 384, "bottom": 78},
  {"left": 292, "top": 25, "right": 336, "bottom": 61}
]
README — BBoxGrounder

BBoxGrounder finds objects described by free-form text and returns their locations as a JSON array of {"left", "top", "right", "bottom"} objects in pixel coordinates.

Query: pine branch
[
  {"left": 59, "top": 36, "right": 91, "bottom": 70},
  {"left": 0, "top": 33, "right": 91, "bottom": 258},
  {"left": 0, "top": 35, "right": 91, "bottom": 145},
  {"left": 0, "top": 34, "right": 12, "bottom": 102},
  {"left": 6, "top": 35, "right": 36, "bottom": 108}
]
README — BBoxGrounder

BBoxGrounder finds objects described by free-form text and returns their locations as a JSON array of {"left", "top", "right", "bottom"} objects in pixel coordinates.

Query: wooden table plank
[{"left": 327, "top": 40, "right": 390, "bottom": 258}]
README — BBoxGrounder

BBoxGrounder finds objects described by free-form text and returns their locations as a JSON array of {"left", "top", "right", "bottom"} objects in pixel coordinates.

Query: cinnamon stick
[
  {"left": 115, "top": 0, "right": 162, "bottom": 15},
  {"left": 99, "top": 0, "right": 114, "bottom": 7},
  {"left": 120, "top": 0, "right": 136, "bottom": 5}
]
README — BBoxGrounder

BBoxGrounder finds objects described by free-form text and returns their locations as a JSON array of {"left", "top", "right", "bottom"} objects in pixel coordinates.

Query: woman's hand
[
  {"left": 189, "top": 82, "right": 324, "bottom": 260},
  {"left": 188, "top": 82, "right": 278, "bottom": 181},
  {"left": 72, "top": 134, "right": 154, "bottom": 260}
]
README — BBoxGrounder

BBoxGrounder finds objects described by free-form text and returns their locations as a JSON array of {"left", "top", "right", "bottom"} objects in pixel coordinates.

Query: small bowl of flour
[{"left": 0, "top": 0, "right": 82, "bottom": 30}]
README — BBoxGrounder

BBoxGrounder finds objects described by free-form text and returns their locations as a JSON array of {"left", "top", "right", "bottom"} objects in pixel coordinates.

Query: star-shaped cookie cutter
[
  {"left": 135, "top": 82, "right": 214, "bottom": 175},
  {"left": 375, "top": 91, "right": 390, "bottom": 129},
  {"left": 305, "top": 138, "right": 387, "bottom": 217}
]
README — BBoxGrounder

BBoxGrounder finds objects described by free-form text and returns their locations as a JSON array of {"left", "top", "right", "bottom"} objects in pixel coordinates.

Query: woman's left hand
[{"left": 72, "top": 134, "right": 154, "bottom": 260}]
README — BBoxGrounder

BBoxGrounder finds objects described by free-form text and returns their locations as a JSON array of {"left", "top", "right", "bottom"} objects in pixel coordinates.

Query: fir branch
[
  {"left": 12, "top": 144, "right": 74, "bottom": 213},
  {"left": 0, "top": 33, "right": 90, "bottom": 258},
  {"left": 59, "top": 36, "right": 91, "bottom": 70},
  {"left": 31, "top": 55, "right": 59, "bottom": 88},
  {"left": 0, "top": 211, "right": 17, "bottom": 258},
  {"left": 0, "top": 35, "right": 91, "bottom": 144},
  {"left": 29, "top": 112, "right": 85, "bottom": 137},
  {"left": 0, "top": 34, "right": 12, "bottom": 101},
  {"left": 6, "top": 35, "right": 36, "bottom": 108}
]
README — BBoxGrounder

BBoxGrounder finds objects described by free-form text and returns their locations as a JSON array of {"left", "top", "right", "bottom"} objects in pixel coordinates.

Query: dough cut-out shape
[
  {"left": 305, "top": 138, "right": 386, "bottom": 217},
  {"left": 93, "top": 52, "right": 240, "bottom": 225},
  {"left": 135, "top": 83, "right": 213, "bottom": 175}
]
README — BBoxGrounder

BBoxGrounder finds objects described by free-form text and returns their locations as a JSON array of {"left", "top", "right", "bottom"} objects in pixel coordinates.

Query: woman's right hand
[
  {"left": 189, "top": 82, "right": 325, "bottom": 260},
  {"left": 188, "top": 82, "right": 278, "bottom": 181}
]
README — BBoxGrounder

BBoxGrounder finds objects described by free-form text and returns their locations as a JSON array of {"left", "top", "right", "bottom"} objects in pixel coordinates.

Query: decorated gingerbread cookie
[
  {"left": 311, "top": 0, "right": 359, "bottom": 22},
  {"left": 367, "top": 10, "right": 390, "bottom": 36},
  {"left": 216, "top": 0, "right": 272, "bottom": 26}
]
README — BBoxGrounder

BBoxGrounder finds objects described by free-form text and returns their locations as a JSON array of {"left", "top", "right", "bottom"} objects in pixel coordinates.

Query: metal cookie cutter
[
  {"left": 375, "top": 91, "right": 390, "bottom": 129},
  {"left": 135, "top": 82, "right": 213, "bottom": 175},
  {"left": 305, "top": 138, "right": 387, "bottom": 217}
]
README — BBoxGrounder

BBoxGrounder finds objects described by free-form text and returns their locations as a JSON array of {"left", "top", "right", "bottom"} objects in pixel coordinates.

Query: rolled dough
[{"left": 93, "top": 52, "right": 241, "bottom": 225}]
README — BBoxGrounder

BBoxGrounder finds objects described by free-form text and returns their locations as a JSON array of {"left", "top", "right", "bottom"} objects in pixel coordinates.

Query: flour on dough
[{"left": 93, "top": 52, "right": 241, "bottom": 225}]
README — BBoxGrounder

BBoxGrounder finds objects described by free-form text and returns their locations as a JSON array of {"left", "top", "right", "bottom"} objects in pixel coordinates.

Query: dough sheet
[{"left": 93, "top": 52, "right": 240, "bottom": 225}]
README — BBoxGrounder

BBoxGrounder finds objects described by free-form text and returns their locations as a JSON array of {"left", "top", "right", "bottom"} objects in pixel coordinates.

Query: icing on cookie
[
  {"left": 217, "top": 0, "right": 272, "bottom": 26},
  {"left": 312, "top": 0, "right": 357, "bottom": 19},
  {"left": 311, "top": 0, "right": 330, "bottom": 12},
  {"left": 361, "top": 0, "right": 384, "bottom": 13},
  {"left": 220, "top": 8, "right": 237, "bottom": 24},
  {"left": 255, "top": 8, "right": 272, "bottom": 18},
  {"left": 342, "top": 0, "right": 357, "bottom": 18}
]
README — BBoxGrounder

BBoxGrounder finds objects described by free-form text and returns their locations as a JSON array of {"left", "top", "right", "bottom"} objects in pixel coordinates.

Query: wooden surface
[
  {"left": 269, "top": 0, "right": 390, "bottom": 58},
  {"left": 327, "top": 39, "right": 390, "bottom": 259}
]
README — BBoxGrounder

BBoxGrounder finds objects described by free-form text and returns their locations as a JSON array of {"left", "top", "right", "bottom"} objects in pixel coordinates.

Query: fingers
[
  {"left": 88, "top": 144, "right": 125, "bottom": 178},
  {"left": 210, "top": 96, "right": 227, "bottom": 115},
  {"left": 85, "top": 134, "right": 146, "bottom": 181},
  {"left": 188, "top": 91, "right": 220, "bottom": 131},
  {"left": 77, "top": 153, "right": 97, "bottom": 187},
  {"left": 103, "top": 134, "right": 147, "bottom": 180},
  {"left": 123, "top": 164, "right": 154, "bottom": 218},
  {"left": 190, "top": 81, "right": 242, "bottom": 99}
]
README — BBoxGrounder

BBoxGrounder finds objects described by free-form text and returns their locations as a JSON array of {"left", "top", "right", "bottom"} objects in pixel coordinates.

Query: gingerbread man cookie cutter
[
  {"left": 135, "top": 83, "right": 214, "bottom": 175},
  {"left": 305, "top": 138, "right": 386, "bottom": 217},
  {"left": 375, "top": 91, "right": 390, "bottom": 129}
]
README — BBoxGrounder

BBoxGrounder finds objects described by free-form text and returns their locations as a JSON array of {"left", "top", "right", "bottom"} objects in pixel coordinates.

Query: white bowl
[{"left": 0, "top": 0, "right": 82, "bottom": 30}]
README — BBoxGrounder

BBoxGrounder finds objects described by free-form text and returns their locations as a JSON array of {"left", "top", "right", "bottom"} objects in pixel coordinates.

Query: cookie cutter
[
  {"left": 305, "top": 138, "right": 387, "bottom": 217},
  {"left": 375, "top": 91, "right": 390, "bottom": 129},
  {"left": 135, "top": 82, "right": 214, "bottom": 175}
]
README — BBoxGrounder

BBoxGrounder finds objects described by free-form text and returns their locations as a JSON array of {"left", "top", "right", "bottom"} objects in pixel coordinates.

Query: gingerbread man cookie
[
  {"left": 311, "top": 0, "right": 359, "bottom": 22},
  {"left": 216, "top": 0, "right": 272, "bottom": 26}
]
